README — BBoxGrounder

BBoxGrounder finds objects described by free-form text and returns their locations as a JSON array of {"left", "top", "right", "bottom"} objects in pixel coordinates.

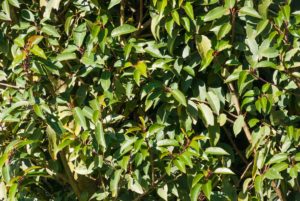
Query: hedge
[{"left": 0, "top": 0, "right": 300, "bottom": 200}]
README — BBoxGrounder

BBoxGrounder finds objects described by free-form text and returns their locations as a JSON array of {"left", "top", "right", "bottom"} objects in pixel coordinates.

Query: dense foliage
[{"left": 0, "top": 0, "right": 300, "bottom": 200}]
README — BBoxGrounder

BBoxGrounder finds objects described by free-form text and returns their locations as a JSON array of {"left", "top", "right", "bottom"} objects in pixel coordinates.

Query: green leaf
[
  {"left": 157, "top": 184, "right": 168, "bottom": 201},
  {"left": 171, "top": 89, "right": 187, "bottom": 107},
  {"left": 181, "top": 16, "right": 190, "bottom": 32},
  {"left": 74, "top": 163, "right": 94, "bottom": 175},
  {"left": 179, "top": 152, "right": 193, "bottom": 168},
  {"left": 198, "top": 103, "right": 214, "bottom": 126},
  {"left": 204, "top": 6, "right": 228, "bottom": 22},
  {"left": 133, "top": 69, "right": 141, "bottom": 86},
  {"left": 119, "top": 155, "right": 130, "bottom": 170},
  {"left": 174, "top": 159, "right": 186, "bottom": 173},
  {"left": 225, "top": 0, "right": 235, "bottom": 9},
  {"left": 214, "top": 167, "right": 235, "bottom": 174},
  {"left": 289, "top": 166, "right": 298, "bottom": 178},
  {"left": 120, "top": 136, "right": 137, "bottom": 153},
  {"left": 73, "top": 107, "right": 87, "bottom": 130},
  {"left": 217, "top": 23, "right": 231, "bottom": 40},
  {"left": 183, "top": 2, "right": 194, "bottom": 20},
  {"left": 128, "top": 177, "right": 144, "bottom": 194},
  {"left": 267, "top": 153, "right": 288, "bottom": 165},
  {"left": 190, "top": 183, "right": 201, "bottom": 201},
  {"left": 0, "top": 0, "right": 11, "bottom": 21},
  {"left": 264, "top": 168, "right": 283, "bottom": 179},
  {"left": 46, "top": 125, "right": 58, "bottom": 160},
  {"left": 135, "top": 61, "right": 147, "bottom": 77},
  {"left": 239, "top": 6, "right": 262, "bottom": 19},
  {"left": 33, "top": 104, "right": 45, "bottom": 119},
  {"left": 41, "top": 24, "right": 61, "bottom": 37},
  {"left": 233, "top": 115, "right": 244, "bottom": 136},
  {"left": 100, "top": 71, "right": 111, "bottom": 90},
  {"left": 56, "top": 52, "right": 77, "bottom": 61},
  {"left": 295, "top": 153, "right": 300, "bottom": 161},
  {"left": 0, "top": 101, "right": 29, "bottom": 120},
  {"left": 272, "top": 162, "right": 289, "bottom": 172},
  {"left": 259, "top": 47, "right": 279, "bottom": 58},
  {"left": 218, "top": 113, "right": 227, "bottom": 126},
  {"left": 111, "top": 24, "right": 137, "bottom": 37},
  {"left": 205, "top": 147, "right": 229, "bottom": 155},
  {"left": 73, "top": 22, "right": 87, "bottom": 47},
  {"left": 30, "top": 45, "right": 47, "bottom": 59},
  {"left": 110, "top": 169, "right": 122, "bottom": 197},
  {"left": 0, "top": 70, "right": 6, "bottom": 81},
  {"left": 95, "top": 121, "right": 106, "bottom": 152},
  {"left": 89, "top": 192, "right": 109, "bottom": 201},
  {"left": 207, "top": 91, "right": 220, "bottom": 115},
  {"left": 165, "top": 18, "right": 174, "bottom": 37},
  {"left": 254, "top": 175, "right": 263, "bottom": 198},
  {"left": 171, "top": 10, "right": 180, "bottom": 25},
  {"left": 8, "top": 183, "right": 18, "bottom": 201},
  {"left": 8, "top": 0, "right": 19, "bottom": 8},
  {"left": 148, "top": 123, "right": 164, "bottom": 136},
  {"left": 157, "top": 139, "right": 179, "bottom": 147},
  {"left": 195, "top": 35, "right": 212, "bottom": 59},
  {"left": 202, "top": 180, "right": 212, "bottom": 200},
  {"left": 108, "top": 0, "right": 121, "bottom": 9}
]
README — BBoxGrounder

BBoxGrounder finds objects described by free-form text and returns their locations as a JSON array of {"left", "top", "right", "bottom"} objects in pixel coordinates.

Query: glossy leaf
[{"left": 111, "top": 24, "right": 137, "bottom": 37}]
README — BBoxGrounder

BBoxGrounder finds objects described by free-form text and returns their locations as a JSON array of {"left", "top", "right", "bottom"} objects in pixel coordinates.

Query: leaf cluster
[{"left": 0, "top": 0, "right": 300, "bottom": 200}]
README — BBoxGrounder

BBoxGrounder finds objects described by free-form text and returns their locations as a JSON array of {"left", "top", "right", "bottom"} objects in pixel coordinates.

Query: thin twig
[
  {"left": 227, "top": 83, "right": 253, "bottom": 143},
  {"left": 240, "top": 161, "right": 253, "bottom": 179},
  {"left": 120, "top": 0, "right": 126, "bottom": 45},
  {"left": 137, "top": 0, "right": 143, "bottom": 30},
  {"left": 0, "top": 82, "right": 24, "bottom": 89}
]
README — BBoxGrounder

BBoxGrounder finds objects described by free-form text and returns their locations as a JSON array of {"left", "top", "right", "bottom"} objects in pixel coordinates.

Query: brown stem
[
  {"left": 240, "top": 161, "right": 253, "bottom": 180},
  {"left": 120, "top": 0, "right": 125, "bottom": 25},
  {"left": 271, "top": 181, "right": 287, "bottom": 201},
  {"left": 227, "top": 83, "right": 253, "bottom": 143},
  {"left": 230, "top": 7, "right": 237, "bottom": 45},
  {"left": 119, "top": 0, "right": 126, "bottom": 45},
  {"left": 137, "top": 0, "right": 143, "bottom": 29}
]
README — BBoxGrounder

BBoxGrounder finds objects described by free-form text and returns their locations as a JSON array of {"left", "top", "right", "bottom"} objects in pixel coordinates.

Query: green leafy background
[{"left": 0, "top": 0, "right": 300, "bottom": 200}]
